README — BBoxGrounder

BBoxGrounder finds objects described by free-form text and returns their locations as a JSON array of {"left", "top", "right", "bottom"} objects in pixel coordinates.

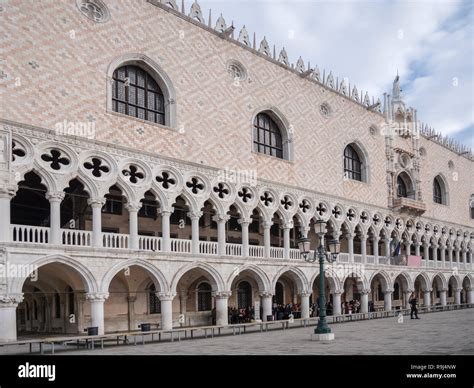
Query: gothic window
[
  {"left": 253, "top": 113, "right": 283, "bottom": 159},
  {"left": 197, "top": 283, "right": 212, "bottom": 311},
  {"left": 344, "top": 144, "right": 362, "bottom": 181},
  {"left": 433, "top": 178, "right": 442, "bottom": 204},
  {"left": 397, "top": 175, "right": 407, "bottom": 198},
  {"left": 237, "top": 281, "right": 252, "bottom": 309},
  {"left": 139, "top": 192, "right": 158, "bottom": 219},
  {"left": 112, "top": 65, "right": 165, "bottom": 124},
  {"left": 149, "top": 284, "right": 161, "bottom": 314},
  {"left": 433, "top": 175, "right": 447, "bottom": 205}
]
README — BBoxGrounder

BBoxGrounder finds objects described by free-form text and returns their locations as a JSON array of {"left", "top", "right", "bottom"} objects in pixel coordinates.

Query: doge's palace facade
[{"left": 0, "top": 0, "right": 472, "bottom": 341}]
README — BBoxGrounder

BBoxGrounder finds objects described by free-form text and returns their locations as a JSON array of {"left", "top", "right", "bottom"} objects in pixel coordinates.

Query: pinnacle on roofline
[{"left": 153, "top": 0, "right": 472, "bottom": 158}]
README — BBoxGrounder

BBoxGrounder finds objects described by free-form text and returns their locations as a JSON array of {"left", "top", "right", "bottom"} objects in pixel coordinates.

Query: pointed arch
[
  {"left": 271, "top": 266, "right": 309, "bottom": 293},
  {"left": 170, "top": 261, "right": 226, "bottom": 293},
  {"left": 227, "top": 264, "right": 271, "bottom": 292},
  {"left": 100, "top": 258, "right": 169, "bottom": 294},
  {"left": 10, "top": 254, "right": 98, "bottom": 295}
]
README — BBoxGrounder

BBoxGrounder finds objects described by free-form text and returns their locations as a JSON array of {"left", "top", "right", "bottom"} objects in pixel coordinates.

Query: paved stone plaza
[{"left": 2, "top": 309, "right": 470, "bottom": 356}]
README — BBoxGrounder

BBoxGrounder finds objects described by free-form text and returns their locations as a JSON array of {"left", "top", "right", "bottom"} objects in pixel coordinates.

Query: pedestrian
[{"left": 409, "top": 292, "right": 420, "bottom": 319}]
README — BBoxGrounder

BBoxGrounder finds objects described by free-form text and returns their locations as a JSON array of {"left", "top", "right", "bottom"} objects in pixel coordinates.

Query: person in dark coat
[{"left": 409, "top": 292, "right": 420, "bottom": 319}]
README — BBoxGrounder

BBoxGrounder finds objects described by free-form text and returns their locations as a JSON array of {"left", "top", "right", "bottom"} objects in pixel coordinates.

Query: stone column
[
  {"left": 46, "top": 191, "right": 65, "bottom": 245},
  {"left": 215, "top": 291, "right": 231, "bottom": 326},
  {"left": 0, "top": 187, "right": 16, "bottom": 242},
  {"left": 432, "top": 243, "right": 438, "bottom": 264},
  {"left": 384, "top": 238, "right": 391, "bottom": 258},
  {"left": 455, "top": 247, "right": 460, "bottom": 263},
  {"left": 125, "top": 202, "right": 141, "bottom": 250},
  {"left": 187, "top": 211, "right": 202, "bottom": 254},
  {"left": 423, "top": 243, "right": 429, "bottom": 262},
  {"left": 260, "top": 292, "right": 273, "bottom": 321},
  {"left": 0, "top": 294, "right": 23, "bottom": 342},
  {"left": 299, "top": 226, "right": 310, "bottom": 239},
  {"left": 372, "top": 236, "right": 379, "bottom": 261},
  {"left": 300, "top": 292, "right": 311, "bottom": 319},
  {"left": 461, "top": 248, "right": 467, "bottom": 264},
  {"left": 360, "top": 235, "right": 367, "bottom": 261},
  {"left": 263, "top": 221, "right": 272, "bottom": 259},
  {"left": 86, "top": 292, "right": 109, "bottom": 335},
  {"left": 415, "top": 242, "right": 421, "bottom": 257},
  {"left": 440, "top": 244, "right": 446, "bottom": 266},
  {"left": 179, "top": 290, "right": 188, "bottom": 315},
  {"left": 360, "top": 289, "right": 369, "bottom": 313},
  {"left": 158, "top": 292, "right": 175, "bottom": 330},
  {"left": 213, "top": 214, "right": 229, "bottom": 256},
  {"left": 347, "top": 233, "right": 355, "bottom": 262},
  {"left": 454, "top": 288, "right": 461, "bottom": 305},
  {"left": 282, "top": 222, "right": 292, "bottom": 260},
  {"left": 88, "top": 199, "right": 105, "bottom": 248},
  {"left": 160, "top": 210, "right": 172, "bottom": 252},
  {"left": 467, "top": 287, "right": 473, "bottom": 304},
  {"left": 238, "top": 217, "right": 250, "bottom": 257},
  {"left": 384, "top": 289, "right": 393, "bottom": 311},
  {"left": 439, "top": 288, "right": 447, "bottom": 306},
  {"left": 404, "top": 242, "right": 411, "bottom": 257},
  {"left": 332, "top": 291, "right": 342, "bottom": 316},
  {"left": 423, "top": 288, "right": 431, "bottom": 307},
  {"left": 403, "top": 291, "right": 412, "bottom": 309}
]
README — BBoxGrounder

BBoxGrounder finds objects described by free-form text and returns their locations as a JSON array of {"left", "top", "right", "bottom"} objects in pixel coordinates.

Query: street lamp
[{"left": 298, "top": 219, "right": 340, "bottom": 336}]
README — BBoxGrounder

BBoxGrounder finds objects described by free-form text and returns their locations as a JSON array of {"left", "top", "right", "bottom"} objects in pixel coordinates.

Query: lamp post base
[{"left": 311, "top": 333, "right": 335, "bottom": 342}]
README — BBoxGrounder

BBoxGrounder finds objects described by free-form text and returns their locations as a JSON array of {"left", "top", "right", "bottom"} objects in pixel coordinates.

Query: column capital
[
  {"left": 331, "top": 289, "right": 343, "bottom": 296},
  {"left": 127, "top": 295, "right": 137, "bottom": 303},
  {"left": 454, "top": 287, "right": 463, "bottom": 293},
  {"left": 281, "top": 221, "right": 294, "bottom": 230},
  {"left": 0, "top": 185, "right": 17, "bottom": 198},
  {"left": 0, "top": 293, "right": 24, "bottom": 307},
  {"left": 212, "top": 214, "right": 230, "bottom": 223},
  {"left": 384, "top": 289, "right": 394, "bottom": 294},
  {"left": 237, "top": 217, "right": 252, "bottom": 225},
  {"left": 46, "top": 191, "right": 65, "bottom": 202},
  {"left": 440, "top": 288, "right": 448, "bottom": 293},
  {"left": 414, "top": 242, "right": 421, "bottom": 247},
  {"left": 88, "top": 198, "right": 106, "bottom": 207},
  {"left": 187, "top": 210, "right": 203, "bottom": 220},
  {"left": 262, "top": 221, "right": 273, "bottom": 229},
  {"left": 372, "top": 235, "right": 380, "bottom": 242},
  {"left": 125, "top": 202, "right": 142, "bottom": 212},
  {"left": 299, "top": 291, "right": 313, "bottom": 298},
  {"left": 159, "top": 209, "right": 173, "bottom": 216},
  {"left": 259, "top": 291, "right": 273, "bottom": 298},
  {"left": 214, "top": 291, "right": 232, "bottom": 299},
  {"left": 422, "top": 288, "right": 432, "bottom": 293},
  {"left": 86, "top": 292, "right": 109, "bottom": 302},
  {"left": 346, "top": 232, "right": 356, "bottom": 239},
  {"left": 360, "top": 289, "right": 370, "bottom": 295},
  {"left": 158, "top": 292, "right": 176, "bottom": 301}
]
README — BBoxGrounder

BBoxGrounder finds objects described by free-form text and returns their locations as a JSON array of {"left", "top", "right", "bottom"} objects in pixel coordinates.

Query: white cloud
[{"left": 198, "top": 0, "right": 473, "bottom": 145}]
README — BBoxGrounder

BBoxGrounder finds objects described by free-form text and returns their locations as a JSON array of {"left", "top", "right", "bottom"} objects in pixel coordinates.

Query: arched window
[
  {"left": 253, "top": 113, "right": 283, "bottom": 159},
  {"left": 112, "top": 65, "right": 165, "bottom": 124},
  {"left": 343, "top": 144, "right": 363, "bottom": 181},
  {"left": 433, "top": 175, "right": 447, "bottom": 205},
  {"left": 433, "top": 178, "right": 442, "bottom": 204},
  {"left": 148, "top": 284, "right": 161, "bottom": 314},
  {"left": 237, "top": 281, "right": 252, "bottom": 309},
  {"left": 396, "top": 172, "right": 415, "bottom": 199},
  {"left": 197, "top": 283, "right": 212, "bottom": 311},
  {"left": 397, "top": 176, "right": 407, "bottom": 197}
]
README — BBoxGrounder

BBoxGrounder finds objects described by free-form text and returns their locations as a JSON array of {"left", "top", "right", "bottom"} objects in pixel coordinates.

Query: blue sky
[{"left": 194, "top": 0, "right": 473, "bottom": 150}]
